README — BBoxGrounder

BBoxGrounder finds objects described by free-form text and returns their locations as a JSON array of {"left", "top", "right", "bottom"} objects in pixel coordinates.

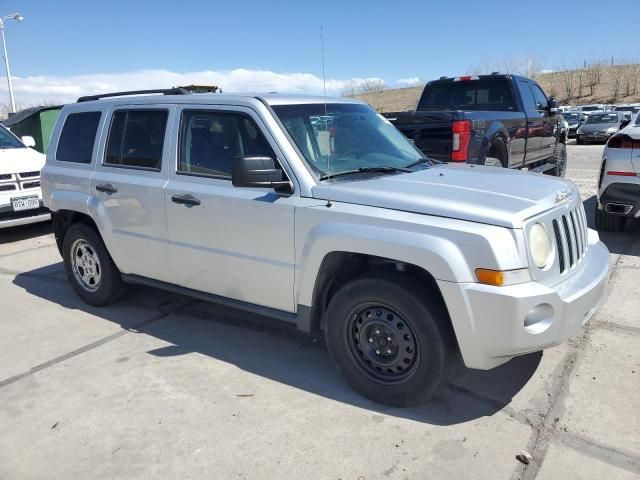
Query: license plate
[{"left": 12, "top": 196, "right": 39, "bottom": 211}]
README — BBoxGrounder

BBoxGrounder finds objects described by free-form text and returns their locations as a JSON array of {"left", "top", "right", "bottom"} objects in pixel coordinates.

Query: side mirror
[
  {"left": 620, "top": 120, "right": 630, "bottom": 130},
  {"left": 548, "top": 97, "right": 560, "bottom": 114},
  {"left": 21, "top": 136, "right": 36, "bottom": 148},
  {"left": 232, "top": 155, "right": 291, "bottom": 192}
]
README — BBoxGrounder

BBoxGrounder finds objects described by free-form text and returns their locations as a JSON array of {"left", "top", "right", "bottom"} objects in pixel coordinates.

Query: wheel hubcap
[
  {"left": 71, "top": 239, "right": 102, "bottom": 292},
  {"left": 346, "top": 305, "right": 419, "bottom": 383}
]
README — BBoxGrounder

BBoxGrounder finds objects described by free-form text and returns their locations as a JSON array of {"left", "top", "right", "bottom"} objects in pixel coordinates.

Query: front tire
[
  {"left": 324, "top": 273, "right": 453, "bottom": 407},
  {"left": 62, "top": 223, "right": 126, "bottom": 306},
  {"left": 576, "top": 136, "right": 583, "bottom": 145},
  {"left": 546, "top": 142, "right": 567, "bottom": 177},
  {"left": 595, "top": 207, "right": 627, "bottom": 233}
]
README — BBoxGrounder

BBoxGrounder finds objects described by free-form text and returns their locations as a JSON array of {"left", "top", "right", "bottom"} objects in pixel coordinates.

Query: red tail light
[
  {"left": 606, "top": 171, "right": 637, "bottom": 176},
  {"left": 451, "top": 120, "right": 472, "bottom": 162},
  {"left": 608, "top": 134, "right": 640, "bottom": 149}
]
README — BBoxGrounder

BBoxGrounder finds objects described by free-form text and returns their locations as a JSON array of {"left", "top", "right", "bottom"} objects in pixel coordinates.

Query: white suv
[
  {"left": 0, "top": 124, "right": 50, "bottom": 228},
  {"left": 41, "top": 90, "right": 610, "bottom": 406}
]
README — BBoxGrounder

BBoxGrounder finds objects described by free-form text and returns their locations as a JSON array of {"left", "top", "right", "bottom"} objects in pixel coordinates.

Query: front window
[
  {"left": 581, "top": 106, "right": 601, "bottom": 112},
  {"left": 563, "top": 113, "right": 581, "bottom": 122},
  {"left": 586, "top": 113, "right": 618, "bottom": 124},
  {"left": 272, "top": 103, "right": 431, "bottom": 181},
  {"left": 0, "top": 125, "right": 25, "bottom": 149}
]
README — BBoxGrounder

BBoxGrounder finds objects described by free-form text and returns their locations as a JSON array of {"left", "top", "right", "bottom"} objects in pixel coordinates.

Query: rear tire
[
  {"left": 62, "top": 223, "right": 126, "bottom": 306},
  {"left": 486, "top": 139, "right": 508, "bottom": 167},
  {"left": 546, "top": 142, "right": 567, "bottom": 177},
  {"left": 324, "top": 273, "right": 453, "bottom": 407},
  {"left": 595, "top": 207, "right": 627, "bottom": 233}
]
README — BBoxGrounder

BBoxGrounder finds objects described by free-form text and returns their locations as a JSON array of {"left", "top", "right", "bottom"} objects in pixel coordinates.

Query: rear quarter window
[
  {"left": 418, "top": 79, "right": 516, "bottom": 111},
  {"left": 55, "top": 112, "right": 102, "bottom": 163}
]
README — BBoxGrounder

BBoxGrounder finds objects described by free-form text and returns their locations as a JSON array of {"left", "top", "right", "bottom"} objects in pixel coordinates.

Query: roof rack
[{"left": 77, "top": 87, "right": 190, "bottom": 103}]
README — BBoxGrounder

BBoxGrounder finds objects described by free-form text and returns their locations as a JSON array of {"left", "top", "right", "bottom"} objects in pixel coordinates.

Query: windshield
[
  {"left": 586, "top": 113, "right": 618, "bottom": 124},
  {"left": 0, "top": 125, "right": 24, "bottom": 149},
  {"left": 272, "top": 103, "right": 432, "bottom": 181},
  {"left": 563, "top": 113, "right": 581, "bottom": 121},
  {"left": 581, "top": 106, "right": 601, "bottom": 112}
]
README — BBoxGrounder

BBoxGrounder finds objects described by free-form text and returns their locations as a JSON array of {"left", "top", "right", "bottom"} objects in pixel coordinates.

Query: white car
[
  {"left": 0, "top": 124, "right": 50, "bottom": 228},
  {"left": 596, "top": 113, "right": 640, "bottom": 232}
]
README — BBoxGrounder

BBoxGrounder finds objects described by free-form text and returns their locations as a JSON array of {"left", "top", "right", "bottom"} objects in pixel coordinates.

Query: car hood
[
  {"left": 579, "top": 123, "right": 617, "bottom": 133},
  {"left": 312, "top": 164, "right": 578, "bottom": 229},
  {"left": 0, "top": 147, "right": 45, "bottom": 175}
]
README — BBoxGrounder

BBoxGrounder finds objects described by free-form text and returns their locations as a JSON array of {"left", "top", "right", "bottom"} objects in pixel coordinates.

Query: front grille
[
  {"left": 553, "top": 202, "right": 588, "bottom": 274},
  {"left": 18, "top": 171, "right": 39, "bottom": 179},
  {"left": 0, "top": 184, "right": 17, "bottom": 192},
  {"left": 21, "top": 181, "right": 40, "bottom": 189},
  {"left": 0, "top": 173, "right": 12, "bottom": 181}
]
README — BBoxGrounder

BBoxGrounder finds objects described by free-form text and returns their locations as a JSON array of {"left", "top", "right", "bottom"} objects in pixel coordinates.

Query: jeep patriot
[{"left": 41, "top": 90, "right": 610, "bottom": 406}]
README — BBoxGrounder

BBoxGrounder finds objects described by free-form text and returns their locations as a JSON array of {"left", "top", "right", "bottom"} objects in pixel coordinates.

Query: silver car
[
  {"left": 41, "top": 91, "right": 610, "bottom": 407},
  {"left": 576, "top": 111, "right": 630, "bottom": 144}
]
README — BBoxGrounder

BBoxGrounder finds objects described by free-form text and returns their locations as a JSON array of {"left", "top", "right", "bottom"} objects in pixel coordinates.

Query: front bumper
[
  {"left": 0, "top": 195, "right": 50, "bottom": 229},
  {"left": 579, "top": 132, "right": 613, "bottom": 143},
  {"left": 438, "top": 232, "right": 610, "bottom": 370}
]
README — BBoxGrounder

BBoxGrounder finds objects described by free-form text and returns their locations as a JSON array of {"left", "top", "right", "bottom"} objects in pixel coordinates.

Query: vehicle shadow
[
  {"left": 0, "top": 221, "right": 52, "bottom": 245},
  {"left": 14, "top": 264, "right": 542, "bottom": 426},
  {"left": 583, "top": 195, "right": 639, "bottom": 256}
]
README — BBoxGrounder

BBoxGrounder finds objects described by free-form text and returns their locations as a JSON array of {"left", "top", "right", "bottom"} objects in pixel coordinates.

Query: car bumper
[
  {"left": 579, "top": 133, "right": 612, "bottom": 142},
  {"left": 0, "top": 193, "right": 50, "bottom": 229},
  {"left": 438, "top": 233, "right": 610, "bottom": 370},
  {"left": 598, "top": 180, "right": 640, "bottom": 218}
]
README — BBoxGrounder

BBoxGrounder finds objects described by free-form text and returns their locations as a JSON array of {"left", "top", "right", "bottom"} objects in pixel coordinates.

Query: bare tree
[
  {"left": 612, "top": 68, "right": 622, "bottom": 101},
  {"left": 342, "top": 79, "right": 386, "bottom": 97}
]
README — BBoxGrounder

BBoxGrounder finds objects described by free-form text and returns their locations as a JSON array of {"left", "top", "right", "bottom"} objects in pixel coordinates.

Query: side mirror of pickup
[
  {"left": 619, "top": 120, "right": 631, "bottom": 130},
  {"left": 548, "top": 97, "right": 560, "bottom": 114},
  {"left": 232, "top": 155, "right": 292, "bottom": 193}
]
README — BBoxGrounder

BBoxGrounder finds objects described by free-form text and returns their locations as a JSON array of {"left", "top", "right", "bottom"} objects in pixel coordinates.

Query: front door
[
  {"left": 530, "top": 83, "right": 557, "bottom": 160},
  {"left": 90, "top": 105, "right": 175, "bottom": 282},
  {"left": 164, "top": 105, "right": 296, "bottom": 312}
]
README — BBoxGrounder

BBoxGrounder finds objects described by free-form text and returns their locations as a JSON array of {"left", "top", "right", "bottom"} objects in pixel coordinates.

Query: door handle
[
  {"left": 96, "top": 183, "right": 117, "bottom": 194},
  {"left": 171, "top": 194, "right": 201, "bottom": 207}
]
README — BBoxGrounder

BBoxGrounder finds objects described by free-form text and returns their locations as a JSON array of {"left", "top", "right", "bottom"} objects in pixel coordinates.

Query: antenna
[{"left": 320, "top": 25, "right": 332, "bottom": 207}]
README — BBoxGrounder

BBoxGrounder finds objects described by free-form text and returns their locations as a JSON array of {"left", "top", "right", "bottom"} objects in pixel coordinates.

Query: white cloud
[
  {"left": 395, "top": 77, "right": 422, "bottom": 87},
  {"left": 0, "top": 68, "right": 392, "bottom": 108}
]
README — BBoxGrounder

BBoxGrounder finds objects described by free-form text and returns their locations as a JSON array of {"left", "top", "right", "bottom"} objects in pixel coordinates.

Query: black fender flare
[{"left": 481, "top": 122, "right": 511, "bottom": 166}]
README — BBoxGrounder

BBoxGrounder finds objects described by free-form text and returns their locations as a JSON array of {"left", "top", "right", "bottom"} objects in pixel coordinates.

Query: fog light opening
[{"left": 524, "top": 304, "right": 554, "bottom": 334}]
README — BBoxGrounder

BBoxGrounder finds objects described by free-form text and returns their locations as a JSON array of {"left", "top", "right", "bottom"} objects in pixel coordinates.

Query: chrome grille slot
[
  {"left": 0, "top": 183, "right": 17, "bottom": 192},
  {"left": 0, "top": 173, "right": 12, "bottom": 181},
  {"left": 562, "top": 215, "right": 574, "bottom": 267},
  {"left": 21, "top": 180, "right": 40, "bottom": 189},
  {"left": 552, "top": 219, "right": 566, "bottom": 273},
  {"left": 570, "top": 211, "right": 580, "bottom": 260},
  {"left": 18, "top": 171, "right": 39, "bottom": 179}
]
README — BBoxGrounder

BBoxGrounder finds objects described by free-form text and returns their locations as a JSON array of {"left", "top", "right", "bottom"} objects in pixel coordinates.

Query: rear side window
[
  {"left": 178, "top": 111, "right": 275, "bottom": 178},
  {"left": 56, "top": 112, "right": 101, "bottom": 163},
  {"left": 418, "top": 79, "right": 516, "bottom": 111},
  {"left": 105, "top": 110, "right": 168, "bottom": 170}
]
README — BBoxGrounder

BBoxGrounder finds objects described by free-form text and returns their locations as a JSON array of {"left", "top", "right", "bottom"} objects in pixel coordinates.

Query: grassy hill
[{"left": 357, "top": 63, "right": 640, "bottom": 112}]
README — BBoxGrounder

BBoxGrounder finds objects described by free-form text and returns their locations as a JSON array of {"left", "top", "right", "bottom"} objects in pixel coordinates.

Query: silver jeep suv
[{"left": 41, "top": 89, "right": 610, "bottom": 407}]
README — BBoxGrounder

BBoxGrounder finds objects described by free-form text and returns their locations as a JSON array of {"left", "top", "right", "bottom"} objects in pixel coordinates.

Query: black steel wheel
[
  {"left": 346, "top": 304, "right": 420, "bottom": 384},
  {"left": 325, "top": 272, "right": 454, "bottom": 407}
]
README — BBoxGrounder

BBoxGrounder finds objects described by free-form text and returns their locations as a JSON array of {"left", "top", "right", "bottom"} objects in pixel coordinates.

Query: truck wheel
[
  {"left": 595, "top": 207, "right": 626, "bottom": 233},
  {"left": 324, "top": 273, "right": 453, "bottom": 407},
  {"left": 486, "top": 140, "right": 507, "bottom": 167},
  {"left": 576, "top": 136, "right": 583, "bottom": 145},
  {"left": 546, "top": 142, "right": 567, "bottom": 177},
  {"left": 62, "top": 223, "right": 126, "bottom": 306}
]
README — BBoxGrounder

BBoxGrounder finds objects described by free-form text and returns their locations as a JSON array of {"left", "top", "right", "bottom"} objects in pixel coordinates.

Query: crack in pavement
[
  {"left": 513, "top": 237, "right": 633, "bottom": 480},
  {"left": 559, "top": 429, "right": 640, "bottom": 475}
]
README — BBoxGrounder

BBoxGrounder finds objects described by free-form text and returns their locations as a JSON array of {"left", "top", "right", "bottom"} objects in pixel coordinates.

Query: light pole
[{"left": 0, "top": 13, "right": 23, "bottom": 114}]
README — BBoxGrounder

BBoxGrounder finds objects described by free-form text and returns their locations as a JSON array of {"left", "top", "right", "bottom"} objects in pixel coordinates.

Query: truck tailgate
[{"left": 388, "top": 112, "right": 453, "bottom": 162}]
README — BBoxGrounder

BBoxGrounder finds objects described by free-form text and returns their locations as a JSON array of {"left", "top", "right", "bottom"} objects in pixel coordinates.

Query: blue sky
[{"left": 1, "top": 0, "right": 639, "bottom": 105}]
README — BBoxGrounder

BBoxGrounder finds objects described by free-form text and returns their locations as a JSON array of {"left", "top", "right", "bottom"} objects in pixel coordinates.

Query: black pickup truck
[{"left": 385, "top": 74, "right": 567, "bottom": 176}]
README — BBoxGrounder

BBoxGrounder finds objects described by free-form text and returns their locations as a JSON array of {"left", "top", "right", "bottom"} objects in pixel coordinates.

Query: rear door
[
  {"left": 163, "top": 105, "right": 296, "bottom": 312},
  {"left": 90, "top": 105, "right": 175, "bottom": 283},
  {"left": 530, "top": 82, "right": 557, "bottom": 160},
  {"left": 515, "top": 78, "right": 543, "bottom": 163}
]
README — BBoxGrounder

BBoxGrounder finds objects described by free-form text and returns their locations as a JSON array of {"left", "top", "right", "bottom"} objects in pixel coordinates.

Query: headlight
[
  {"left": 607, "top": 127, "right": 617, "bottom": 134},
  {"left": 529, "top": 223, "right": 554, "bottom": 269}
]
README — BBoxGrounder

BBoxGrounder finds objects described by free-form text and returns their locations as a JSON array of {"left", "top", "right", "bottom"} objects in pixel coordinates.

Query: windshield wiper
[
  {"left": 319, "top": 166, "right": 411, "bottom": 181},
  {"left": 405, "top": 157, "right": 442, "bottom": 168}
]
